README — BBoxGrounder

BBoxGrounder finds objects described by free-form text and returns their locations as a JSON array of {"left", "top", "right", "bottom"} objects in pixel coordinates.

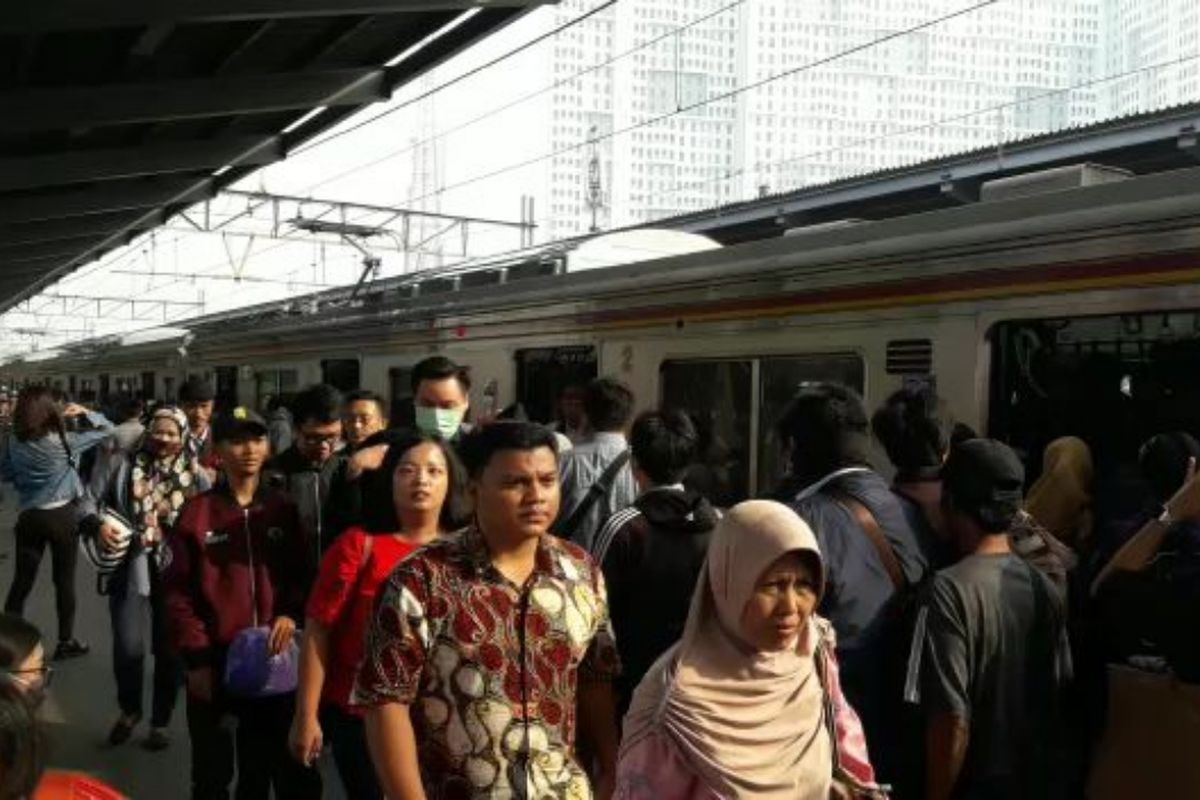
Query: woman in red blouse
[{"left": 288, "top": 431, "right": 464, "bottom": 800}]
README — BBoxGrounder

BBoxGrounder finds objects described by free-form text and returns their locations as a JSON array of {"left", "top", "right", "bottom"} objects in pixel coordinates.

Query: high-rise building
[{"left": 519, "top": 0, "right": 1199, "bottom": 238}]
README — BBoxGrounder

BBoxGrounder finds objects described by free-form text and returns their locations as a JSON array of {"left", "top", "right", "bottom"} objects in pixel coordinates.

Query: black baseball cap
[
  {"left": 212, "top": 407, "right": 268, "bottom": 442},
  {"left": 942, "top": 438, "right": 1025, "bottom": 527},
  {"left": 179, "top": 376, "right": 215, "bottom": 403}
]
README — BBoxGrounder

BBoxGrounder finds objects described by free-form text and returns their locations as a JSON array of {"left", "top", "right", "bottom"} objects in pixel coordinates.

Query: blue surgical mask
[{"left": 415, "top": 406, "right": 465, "bottom": 439}]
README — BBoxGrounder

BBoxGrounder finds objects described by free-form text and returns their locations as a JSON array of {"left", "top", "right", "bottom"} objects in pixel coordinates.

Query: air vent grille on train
[{"left": 886, "top": 339, "right": 933, "bottom": 375}]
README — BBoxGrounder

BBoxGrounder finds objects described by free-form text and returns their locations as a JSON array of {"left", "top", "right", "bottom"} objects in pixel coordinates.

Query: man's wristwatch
[{"left": 1157, "top": 504, "right": 1175, "bottom": 527}]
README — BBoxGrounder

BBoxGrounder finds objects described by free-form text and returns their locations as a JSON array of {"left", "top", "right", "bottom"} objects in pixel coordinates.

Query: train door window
[
  {"left": 388, "top": 367, "right": 415, "bottom": 428},
  {"left": 255, "top": 369, "right": 299, "bottom": 410},
  {"left": 662, "top": 353, "right": 865, "bottom": 506},
  {"left": 515, "top": 346, "right": 598, "bottom": 424},
  {"left": 141, "top": 371, "right": 155, "bottom": 400},
  {"left": 98, "top": 374, "right": 110, "bottom": 403},
  {"left": 321, "top": 359, "right": 360, "bottom": 392},
  {"left": 756, "top": 354, "right": 865, "bottom": 495},
  {"left": 163, "top": 376, "right": 176, "bottom": 403},
  {"left": 68, "top": 376, "right": 77, "bottom": 397},
  {"left": 660, "top": 359, "right": 752, "bottom": 507},
  {"left": 990, "top": 310, "right": 1200, "bottom": 478},
  {"left": 214, "top": 366, "right": 238, "bottom": 411}
]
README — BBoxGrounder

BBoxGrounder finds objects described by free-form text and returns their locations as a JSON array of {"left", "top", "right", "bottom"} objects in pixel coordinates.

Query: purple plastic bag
[{"left": 223, "top": 626, "right": 299, "bottom": 698}]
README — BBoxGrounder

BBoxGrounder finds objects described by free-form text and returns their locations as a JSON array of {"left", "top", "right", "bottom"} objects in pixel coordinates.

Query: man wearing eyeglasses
[{"left": 265, "top": 384, "right": 347, "bottom": 581}]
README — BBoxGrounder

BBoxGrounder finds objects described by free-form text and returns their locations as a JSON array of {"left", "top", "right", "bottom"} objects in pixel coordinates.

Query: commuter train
[{"left": 8, "top": 164, "right": 1200, "bottom": 504}]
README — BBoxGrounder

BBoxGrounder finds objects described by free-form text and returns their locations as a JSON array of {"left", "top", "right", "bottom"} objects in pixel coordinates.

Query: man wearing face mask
[
  {"left": 265, "top": 384, "right": 347, "bottom": 573},
  {"left": 410, "top": 356, "right": 472, "bottom": 445}
]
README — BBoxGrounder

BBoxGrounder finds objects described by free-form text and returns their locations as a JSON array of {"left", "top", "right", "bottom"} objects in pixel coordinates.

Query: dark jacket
[
  {"left": 265, "top": 446, "right": 347, "bottom": 568},
  {"left": 593, "top": 486, "right": 719, "bottom": 714},
  {"left": 163, "top": 483, "right": 308, "bottom": 669}
]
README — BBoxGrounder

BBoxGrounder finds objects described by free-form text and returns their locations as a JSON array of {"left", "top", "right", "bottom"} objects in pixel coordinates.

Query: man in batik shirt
[{"left": 354, "top": 421, "right": 621, "bottom": 800}]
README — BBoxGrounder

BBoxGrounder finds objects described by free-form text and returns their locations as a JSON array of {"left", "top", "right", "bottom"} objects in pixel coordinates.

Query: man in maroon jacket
[{"left": 164, "top": 407, "right": 321, "bottom": 800}]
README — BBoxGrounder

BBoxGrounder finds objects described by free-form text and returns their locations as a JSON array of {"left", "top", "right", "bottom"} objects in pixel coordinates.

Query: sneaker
[
  {"left": 53, "top": 639, "right": 89, "bottom": 660},
  {"left": 142, "top": 727, "right": 170, "bottom": 752},
  {"left": 107, "top": 713, "right": 141, "bottom": 746}
]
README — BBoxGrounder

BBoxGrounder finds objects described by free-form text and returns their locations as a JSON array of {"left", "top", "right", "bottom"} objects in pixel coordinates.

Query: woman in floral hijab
[{"left": 86, "top": 406, "right": 210, "bottom": 751}]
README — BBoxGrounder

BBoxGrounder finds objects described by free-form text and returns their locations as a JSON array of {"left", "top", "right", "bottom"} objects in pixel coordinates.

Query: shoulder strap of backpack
[
  {"left": 554, "top": 449, "right": 631, "bottom": 540},
  {"left": 830, "top": 489, "right": 906, "bottom": 592}
]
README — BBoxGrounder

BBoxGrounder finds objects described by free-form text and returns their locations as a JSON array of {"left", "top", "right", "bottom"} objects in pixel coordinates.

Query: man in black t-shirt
[{"left": 917, "top": 439, "right": 1072, "bottom": 800}]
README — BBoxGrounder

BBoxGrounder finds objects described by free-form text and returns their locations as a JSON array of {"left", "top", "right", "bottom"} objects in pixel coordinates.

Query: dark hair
[
  {"left": 583, "top": 377, "right": 634, "bottom": 432},
  {"left": 950, "top": 422, "right": 978, "bottom": 448},
  {"left": 291, "top": 384, "right": 343, "bottom": 427},
  {"left": 178, "top": 376, "right": 214, "bottom": 404},
  {"left": 343, "top": 389, "right": 387, "bottom": 419},
  {"left": 631, "top": 410, "right": 698, "bottom": 485},
  {"left": 0, "top": 615, "right": 40, "bottom": 672},
  {"left": 497, "top": 403, "right": 528, "bottom": 422},
  {"left": 411, "top": 356, "right": 471, "bottom": 395},
  {"left": 12, "top": 387, "right": 61, "bottom": 442},
  {"left": 941, "top": 440, "right": 1025, "bottom": 533},
  {"left": 112, "top": 394, "right": 145, "bottom": 424},
  {"left": 872, "top": 387, "right": 953, "bottom": 477},
  {"left": 458, "top": 422, "right": 558, "bottom": 479},
  {"left": 1139, "top": 432, "right": 1200, "bottom": 504},
  {"left": 0, "top": 682, "right": 45, "bottom": 800},
  {"left": 777, "top": 382, "right": 870, "bottom": 482},
  {"left": 360, "top": 432, "right": 467, "bottom": 532}
]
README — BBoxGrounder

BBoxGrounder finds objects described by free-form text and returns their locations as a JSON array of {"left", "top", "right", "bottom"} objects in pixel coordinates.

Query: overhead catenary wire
[
  {"left": 290, "top": 0, "right": 620, "bottom": 158},
  {"left": 300, "top": 0, "right": 748, "bottom": 195},
  {"left": 636, "top": 50, "right": 1200, "bottom": 217},
  {"left": 397, "top": 0, "right": 1002, "bottom": 209}
]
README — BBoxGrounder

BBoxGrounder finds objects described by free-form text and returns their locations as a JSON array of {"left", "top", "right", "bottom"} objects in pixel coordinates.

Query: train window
[
  {"left": 990, "top": 310, "right": 1200, "bottom": 478},
  {"left": 321, "top": 359, "right": 360, "bottom": 392},
  {"left": 660, "top": 359, "right": 752, "bottom": 507},
  {"left": 661, "top": 353, "right": 865, "bottom": 506},
  {"left": 256, "top": 369, "right": 299, "bottom": 410},
  {"left": 756, "top": 354, "right": 865, "bottom": 495},
  {"left": 214, "top": 366, "right": 238, "bottom": 410},
  {"left": 515, "top": 346, "right": 598, "bottom": 425},
  {"left": 388, "top": 367, "right": 415, "bottom": 428}
]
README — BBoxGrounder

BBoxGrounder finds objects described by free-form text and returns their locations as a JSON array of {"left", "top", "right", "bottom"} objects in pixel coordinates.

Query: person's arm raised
[{"left": 1092, "top": 457, "right": 1199, "bottom": 596}]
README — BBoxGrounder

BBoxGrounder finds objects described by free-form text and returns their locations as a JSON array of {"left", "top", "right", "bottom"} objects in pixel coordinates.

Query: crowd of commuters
[{"left": 1, "top": 357, "right": 1199, "bottom": 799}]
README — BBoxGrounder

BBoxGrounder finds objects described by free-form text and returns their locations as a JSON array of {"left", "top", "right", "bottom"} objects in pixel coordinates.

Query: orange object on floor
[{"left": 33, "top": 771, "right": 126, "bottom": 800}]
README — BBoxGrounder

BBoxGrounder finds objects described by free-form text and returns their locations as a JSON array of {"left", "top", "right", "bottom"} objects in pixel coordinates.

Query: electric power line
[
  {"left": 636, "top": 50, "right": 1200, "bottom": 217},
  {"left": 398, "top": 0, "right": 1001, "bottom": 208},
  {"left": 290, "top": 0, "right": 620, "bottom": 158},
  {"left": 301, "top": 0, "right": 747, "bottom": 195}
]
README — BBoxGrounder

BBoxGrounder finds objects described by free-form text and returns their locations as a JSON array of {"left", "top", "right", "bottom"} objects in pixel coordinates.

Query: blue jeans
[{"left": 108, "top": 562, "right": 180, "bottom": 726}]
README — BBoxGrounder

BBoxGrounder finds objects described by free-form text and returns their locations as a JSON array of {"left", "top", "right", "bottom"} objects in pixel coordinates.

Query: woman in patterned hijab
[{"left": 89, "top": 405, "right": 211, "bottom": 751}]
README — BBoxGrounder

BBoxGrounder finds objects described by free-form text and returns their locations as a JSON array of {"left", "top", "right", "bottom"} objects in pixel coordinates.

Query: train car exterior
[{"left": 7, "top": 165, "right": 1200, "bottom": 501}]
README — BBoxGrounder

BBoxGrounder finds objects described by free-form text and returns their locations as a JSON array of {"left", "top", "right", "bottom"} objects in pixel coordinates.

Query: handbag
[
  {"left": 222, "top": 523, "right": 299, "bottom": 698},
  {"left": 79, "top": 508, "right": 134, "bottom": 578}
]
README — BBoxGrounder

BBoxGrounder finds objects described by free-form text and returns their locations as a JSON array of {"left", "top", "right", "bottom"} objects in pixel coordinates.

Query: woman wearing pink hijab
[{"left": 615, "top": 500, "right": 885, "bottom": 799}]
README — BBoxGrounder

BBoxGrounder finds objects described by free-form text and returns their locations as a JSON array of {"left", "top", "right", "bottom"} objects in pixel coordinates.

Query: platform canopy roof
[{"left": 0, "top": 0, "right": 547, "bottom": 314}]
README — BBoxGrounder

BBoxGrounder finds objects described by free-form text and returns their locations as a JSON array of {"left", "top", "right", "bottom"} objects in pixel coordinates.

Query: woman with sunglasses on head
[
  {"left": 83, "top": 407, "right": 212, "bottom": 751},
  {"left": 289, "top": 431, "right": 464, "bottom": 800},
  {"left": 0, "top": 387, "right": 113, "bottom": 662}
]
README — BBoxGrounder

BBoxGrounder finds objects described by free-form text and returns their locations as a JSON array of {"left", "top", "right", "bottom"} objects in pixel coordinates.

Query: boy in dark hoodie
[
  {"left": 592, "top": 410, "right": 719, "bottom": 715},
  {"left": 165, "top": 407, "right": 321, "bottom": 800}
]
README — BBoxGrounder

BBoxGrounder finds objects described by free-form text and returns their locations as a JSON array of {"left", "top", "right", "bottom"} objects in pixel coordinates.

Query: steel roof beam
[
  {"left": 0, "top": 213, "right": 148, "bottom": 247},
  {"left": 3, "top": 1, "right": 540, "bottom": 31},
  {"left": 0, "top": 236, "right": 110, "bottom": 266},
  {"left": 0, "top": 137, "right": 283, "bottom": 193},
  {"left": 0, "top": 180, "right": 208, "bottom": 225},
  {"left": 0, "top": 69, "right": 387, "bottom": 133}
]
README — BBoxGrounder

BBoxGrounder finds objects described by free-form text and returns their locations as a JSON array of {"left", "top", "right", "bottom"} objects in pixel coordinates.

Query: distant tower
[
  {"left": 585, "top": 125, "right": 605, "bottom": 233},
  {"left": 407, "top": 75, "right": 444, "bottom": 272}
]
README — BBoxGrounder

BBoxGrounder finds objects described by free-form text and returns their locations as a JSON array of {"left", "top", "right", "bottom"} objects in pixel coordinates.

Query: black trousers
[
  {"left": 109, "top": 565, "right": 180, "bottom": 727},
  {"left": 186, "top": 689, "right": 322, "bottom": 800},
  {"left": 5, "top": 504, "right": 79, "bottom": 641},
  {"left": 321, "top": 703, "right": 383, "bottom": 800}
]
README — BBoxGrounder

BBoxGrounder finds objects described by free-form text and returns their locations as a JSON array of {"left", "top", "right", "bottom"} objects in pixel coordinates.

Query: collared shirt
[
  {"left": 557, "top": 431, "right": 637, "bottom": 552},
  {"left": 353, "top": 527, "right": 620, "bottom": 799}
]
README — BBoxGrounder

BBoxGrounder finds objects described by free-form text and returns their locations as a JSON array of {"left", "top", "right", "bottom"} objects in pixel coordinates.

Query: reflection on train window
[
  {"left": 757, "top": 355, "right": 865, "bottom": 495},
  {"left": 256, "top": 369, "right": 298, "bottom": 410},
  {"left": 515, "top": 346, "right": 598, "bottom": 425},
  {"left": 661, "top": 360, "right": 752, "bottom": 507},
  {"left": 661, "top": 353, "right": 864, "bottom": 506},
  {"left": 321, "top": 359, "right": 360, "bottom": 392}
]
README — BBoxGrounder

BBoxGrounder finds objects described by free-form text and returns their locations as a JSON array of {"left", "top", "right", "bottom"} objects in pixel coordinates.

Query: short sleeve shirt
[
  {"left": 304, "top": 527, "right": 421, "bottom": 713},
  {"left": 353, "top": 527, "right": 620, "bottom": 799}
]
